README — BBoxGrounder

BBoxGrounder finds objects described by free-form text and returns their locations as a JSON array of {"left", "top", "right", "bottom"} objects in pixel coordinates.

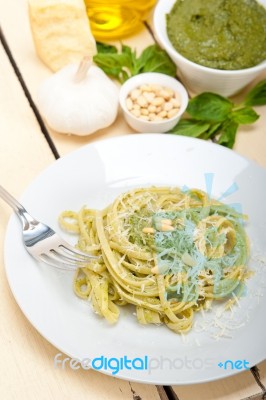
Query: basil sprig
[
  {"left": 170, "top": 80, "right": 266, "bottom": 148},
  {"left": 94, "top": 42, "right": 265, "bottom": 149},
  {"left": 94, "top": 42, "right": 176, "bottom": 83}
]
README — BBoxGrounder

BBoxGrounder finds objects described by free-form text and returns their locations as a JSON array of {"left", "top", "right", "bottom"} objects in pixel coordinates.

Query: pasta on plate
[{"left": 59, "top": 187, "right": 250, "bottom": 334}]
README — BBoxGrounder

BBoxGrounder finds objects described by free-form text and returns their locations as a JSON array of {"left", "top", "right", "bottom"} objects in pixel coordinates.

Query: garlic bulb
[{"left": 37, "top": 57, "right": 119, "bottom": 136}]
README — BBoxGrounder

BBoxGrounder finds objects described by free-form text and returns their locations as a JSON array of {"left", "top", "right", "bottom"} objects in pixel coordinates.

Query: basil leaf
[
  {"left": 140, "top": 46, "right": 176, "bottom": 76},
  {"left": 93, "top": 53, "right": 132, "bottom": 82},
  {"left": 94, "top": 43, "right": 176, "bottom": 82},
  {"left": 96, "top": 42, "right": 118, "bottom": 54},
  {"left": 200, "top": 122, "right": 222, "bottom": 140},
  {"left": 92, "top": 58, "right": 121, "bottom": 79},
  {"left": 187, "top": 93, "right": 233, "bottom": 122},
  {"left": 122, "top": 44, "right": 133, "bottom": 56},
  {"left": 137, "top": 45, "right": 176, "bottom": 77},
  {"left": 244, "top": 79, "right": 266, "bottom": 106},
  {"left": 93, "top": 53, "right": 123, "bottom": 70},
  {"left": 230, "top": 107, "right": 259, "bottom": 124},
  {"left": 206, "top": 122, "right": 221, "bottom": 137},
  {"left": 120, "top": 69, "right": 130, "bottom": 83},
  {"left": 122, "top": 45, "right": 138, "bottom": 75},
  {"left": 169, "top": 119, "right": 210, "bottom": 137},
  {"left": 218, "top": 121, "right": 239, "bottom": 149},
  {"left": 134, "top": 45, "right": 156, "bottom": 72}
]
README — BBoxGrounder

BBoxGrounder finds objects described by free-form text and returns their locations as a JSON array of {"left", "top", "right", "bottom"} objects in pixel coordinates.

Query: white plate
[{"left": 4, "top": 134, "right": 266, "bottom": 385}]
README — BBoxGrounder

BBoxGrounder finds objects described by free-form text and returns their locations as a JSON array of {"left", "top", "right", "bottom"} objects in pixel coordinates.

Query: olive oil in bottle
[{"left": 85, "top": 0, "right": 157, "bottom": 40}]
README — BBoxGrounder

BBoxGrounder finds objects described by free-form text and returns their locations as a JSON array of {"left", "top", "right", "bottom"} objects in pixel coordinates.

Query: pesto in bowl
[{"left": 166, "top": 0, "right": 266, "bottom": 70}]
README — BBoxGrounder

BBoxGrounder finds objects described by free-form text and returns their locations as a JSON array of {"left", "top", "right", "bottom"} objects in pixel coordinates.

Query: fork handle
[{"left": 0, "top": 185, "right": 36, "bottom": 229}]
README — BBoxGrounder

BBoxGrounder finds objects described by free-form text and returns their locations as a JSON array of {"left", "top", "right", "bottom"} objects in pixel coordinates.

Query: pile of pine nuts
[
  {"left": 126, "top": 84, "right": 181, "bottom": 122},
  {"left": 142, "top": 218, "right": 174, "bottom": 233}
]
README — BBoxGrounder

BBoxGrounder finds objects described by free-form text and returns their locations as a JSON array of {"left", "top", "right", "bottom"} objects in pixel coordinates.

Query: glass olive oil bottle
[{"left": 85, "top": 0, "right": 157, "bottom": 40}]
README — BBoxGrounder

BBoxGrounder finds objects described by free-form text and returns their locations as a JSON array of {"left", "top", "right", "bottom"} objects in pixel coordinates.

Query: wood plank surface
[
  {"left": 257, "top": 361, "right": 266, "bottom": 386},
  {"left": 0, "top": 0, "right": 155, "bottom": 156},
  {"left": 0, "top": 42, "right": 162, "bottom": 400},
  {"left": 172, "top": 371, "right": 263, "bottom": 400},
  {"left": 0, "top": 0, "right": 265, "bottom": 399},
  {"left": 232, "top": 77, "right": 266, "bottom": 168}
]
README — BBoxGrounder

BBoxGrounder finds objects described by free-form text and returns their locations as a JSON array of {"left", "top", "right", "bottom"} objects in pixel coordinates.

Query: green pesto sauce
[{"left": 166, "top": 0, "right": 266, "bottom": 70}]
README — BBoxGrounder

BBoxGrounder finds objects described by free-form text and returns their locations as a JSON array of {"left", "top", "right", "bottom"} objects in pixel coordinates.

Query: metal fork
[{"left": 0, "top": 185, "right": 98, "bottom": 270}]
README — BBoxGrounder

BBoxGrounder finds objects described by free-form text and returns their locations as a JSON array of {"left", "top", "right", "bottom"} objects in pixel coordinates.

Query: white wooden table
[{"left": 0, "top": 1, "right": 265, "bottom": 399}]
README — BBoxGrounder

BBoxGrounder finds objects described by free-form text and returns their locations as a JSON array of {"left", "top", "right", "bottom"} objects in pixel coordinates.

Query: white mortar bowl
[
  {"left": 119, "top": 72, "right": 188, "bottom": 133},
  {"left": 153, "top": 0, "right": 266, "bottom": 96}
]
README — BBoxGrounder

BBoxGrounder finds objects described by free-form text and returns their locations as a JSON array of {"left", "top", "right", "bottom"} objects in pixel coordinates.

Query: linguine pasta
[{"left": 59, "top": 187, "right": 250, "bottom": 334}]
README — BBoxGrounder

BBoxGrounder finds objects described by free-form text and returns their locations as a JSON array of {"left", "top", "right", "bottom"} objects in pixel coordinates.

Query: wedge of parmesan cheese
[{"left": 28, "top": 0, "right": 96, "bottom": 71}]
